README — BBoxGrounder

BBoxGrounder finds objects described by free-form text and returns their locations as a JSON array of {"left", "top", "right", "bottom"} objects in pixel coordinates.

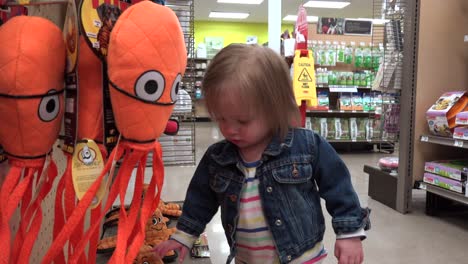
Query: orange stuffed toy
[
  {"left": 44, "top": 1, "right": 186, "bottom": 263},
  {"left": 53, "top": 36, "right": 105, "bottom": 264},
  {"left": 0, "top": 16, "right": 65, "bottom": 264}
]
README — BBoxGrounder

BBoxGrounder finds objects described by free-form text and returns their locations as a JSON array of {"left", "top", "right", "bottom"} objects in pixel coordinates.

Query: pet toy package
[
  {"left": 424, "top": 159, "right": 468, "bottom": 182},
  {"left": 426, "top": 91, "right": 468, "bottom": 137},
  {"left": 455, "top": 111, "right": 468, "bottom": 126},
  {"left": 423, "top": 172, "right": 465, "bottom": 194},
  {"left": 453, "top": 126, "right": 468, "bottom": 140}
]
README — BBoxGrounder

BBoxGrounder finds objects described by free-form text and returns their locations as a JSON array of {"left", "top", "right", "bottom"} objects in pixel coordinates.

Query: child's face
[{"left": 214, "top": 98, "right": 272, "bottom": 157}]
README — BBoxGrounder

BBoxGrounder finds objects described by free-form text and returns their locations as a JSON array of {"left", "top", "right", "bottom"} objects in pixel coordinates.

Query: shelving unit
[
  {"left": 307, "top": 109, "right": 375, "bottom": 115},
  {"left": 150, "top": 0, "right": 197, "bottom": 166},
  {"left": 186, "top": 58, "right": 211, "bottom": 120},
  {"left": 420, "top": 135, "right": 468, "bottom": 149},
  {"left": 418, "top": 135, "right": 468, "bottom": 215}
]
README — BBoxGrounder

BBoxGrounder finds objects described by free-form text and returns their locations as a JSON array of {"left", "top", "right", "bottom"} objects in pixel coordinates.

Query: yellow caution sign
[{"left": 293, "top": 50, "right": 317, "bottom": 106}]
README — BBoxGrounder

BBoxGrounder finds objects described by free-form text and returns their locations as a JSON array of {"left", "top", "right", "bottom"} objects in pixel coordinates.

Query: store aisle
[{"left": 160, "top": 123, "right": 468, "bottom": 264}]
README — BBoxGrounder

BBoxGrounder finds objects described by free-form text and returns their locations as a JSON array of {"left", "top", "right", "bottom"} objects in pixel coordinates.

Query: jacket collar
[{"left": 211, "top": 129, "right": 295, "bottom": 166}]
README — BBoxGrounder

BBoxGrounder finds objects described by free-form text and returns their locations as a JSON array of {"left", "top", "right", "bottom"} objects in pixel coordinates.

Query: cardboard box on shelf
[
  {"left": 426, "top": 91, "right": 468, "bottom": 137},
  {"left": 423, "top": 172, "right": 465, "bottom": 194},
  {"left": 456, "top": 111, "right": 468, "bottom": 126},
  {"left": 453, "top": 126, "right": 468, "bottom": 140},
  {"left": 424, "top": 159, "right": 468, "bottom": 182}
]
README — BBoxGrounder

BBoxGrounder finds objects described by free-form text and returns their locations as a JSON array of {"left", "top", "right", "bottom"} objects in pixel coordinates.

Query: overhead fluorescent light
[
  {"left": 217, "top": 0, "right": 264, "bottom": 4},
  {"left": 304, "top": 1, "right": 350, "bottom": 9},
  {"left": 283, "top": 15, "right": 319, "bottom": 23},
  {"left": 357, "top": 18, "right": 390, "bottom": 25},
  {"left": 209, "top": 11, "right": 250, "bottom": 19}
]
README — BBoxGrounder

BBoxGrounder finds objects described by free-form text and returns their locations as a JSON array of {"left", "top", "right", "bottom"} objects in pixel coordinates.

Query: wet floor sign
[{"left": 293, "top": 50, "right": 317, "bottom": 106}]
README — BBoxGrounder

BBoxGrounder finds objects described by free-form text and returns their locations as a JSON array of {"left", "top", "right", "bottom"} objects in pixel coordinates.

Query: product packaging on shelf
[
  {"left": 363, "top": 94, "right": 373, "bottom": 112},
  {"left": 455, "top": 111, "right": 468, "bottom": 126},
  {"left": 326, "top": 118, "right": 336, "bottom": 140},
  {"left": 339, "top": 94, "right": 353, "bottom": 111},
  {"left": 453, "top": 126, "right": 468, "bottom": 140},
  {"left": 309, "top": 91, "right": 329, "bottom": 111},
  {"left": 423, "top": 172, "right": 465, "bottom": 194},
  {"left": 352, "top": 93, "right": 363, "bottom": 111},
  {"left": 350, "top": 118, "right": 367, "bottom": 141},
  {"left": 337, "top": 118, "right": 350, "bottom": 140},
  {"left": 424, "top": 159, "right": 468, "bottom": 182},
  {"left": 426, "top": 91, "right": 468, "bottom": 137},
  {"left": 305, "top": 117, "right": 312, "bottom": 130},
  {"left": 319, "top": 118, "right": 328, "bottom": 138}
]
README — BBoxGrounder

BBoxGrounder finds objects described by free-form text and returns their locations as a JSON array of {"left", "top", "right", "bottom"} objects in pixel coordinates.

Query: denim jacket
[{"left": 176, "top": 128, "right": 371, "bottom": 264}]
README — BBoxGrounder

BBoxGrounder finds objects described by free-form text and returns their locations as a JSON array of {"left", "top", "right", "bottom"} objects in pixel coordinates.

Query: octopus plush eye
[
  {"left": 171, "top": 74, "right": 182, "bottom": 102},
  {"left": 38, "top": 90, "right": 60, "bottom": 122},
  {"left": 134, "top": 71, "right": 165, "bottom": 102},
  {"left": 152, "top": 217, "right": 158, "bottom": 225}
]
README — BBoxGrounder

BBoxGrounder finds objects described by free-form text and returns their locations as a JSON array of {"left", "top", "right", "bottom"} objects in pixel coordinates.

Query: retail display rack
[
  {"left": 150, "top": 0, "right": 197, "bottom": 166},
  {"left": 419, "top": 135, "right": 468, "bottom": 215},
  {"left": 364, "top": 0, "right": 421, "bottom": 213}
]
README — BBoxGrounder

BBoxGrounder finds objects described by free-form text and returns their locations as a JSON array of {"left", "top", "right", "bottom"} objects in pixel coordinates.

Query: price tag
[
  {"left": 340, "top": 110, "right": 345, "bottom": 113},
  {"left": 352, "top": 139, "right": 357, "bottom": 142},
  {"left": 454, "top": 140, "right": 464, "bottom": 148},
  {"left": 352, "top": 110, "right": 357, "bottom": 113},
  {"left": 421, "top": 136, "right": 429, "bottom": 142},
  {"left": 328, "top": 110, "right": 333, "bottom": 113}
]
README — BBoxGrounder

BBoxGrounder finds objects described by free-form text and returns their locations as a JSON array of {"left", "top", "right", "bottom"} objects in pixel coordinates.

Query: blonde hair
[{"left": 202, "top": 44, "right": 300, "bottom": 140}]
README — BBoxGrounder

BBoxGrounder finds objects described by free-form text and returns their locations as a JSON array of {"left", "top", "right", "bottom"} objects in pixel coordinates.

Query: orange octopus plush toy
[
  {"left": 44, "top": 1, "right": 187, "bottom": 263},
  {"left": 0, "top": 16, "right": 65, "bottom": 263}
]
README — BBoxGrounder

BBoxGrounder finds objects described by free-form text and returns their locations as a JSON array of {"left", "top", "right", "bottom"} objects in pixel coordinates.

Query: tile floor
[{"left": 160, "top": 123, "right": 468, "bottom": 264}]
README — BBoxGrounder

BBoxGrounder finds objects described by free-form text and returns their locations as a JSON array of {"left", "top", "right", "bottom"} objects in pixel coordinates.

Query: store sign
[
  {"left": 317, "top": 17, "right": 345, "bottom": 35},
  {"left": 344, "top": 19, "right": 373, "bottom": 36}
]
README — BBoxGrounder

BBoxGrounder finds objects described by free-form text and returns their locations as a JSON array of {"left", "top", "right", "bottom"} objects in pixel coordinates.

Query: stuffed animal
[
  {"left": 0, "top": 16, "right": 65, "bottom": 263},
  {"left": 43, "top": 2, "right": 187, "bottom": 263}
]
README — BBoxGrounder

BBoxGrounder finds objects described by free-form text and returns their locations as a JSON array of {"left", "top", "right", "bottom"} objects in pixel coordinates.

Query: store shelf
[
  {"left": 328, "top": 139, "right": 391, "bottom": 143},
  {"left": 316, "top": 85, "right": 372, "bottom": 90},
  {"left": 420, "top": 134, "right": 468, "bottom": 149},
  {"left": 307, "top": 110, "right": 375, "bottom": 115},
  {"left": 426, "top": 185, "right": 468, "bottom": 206}
]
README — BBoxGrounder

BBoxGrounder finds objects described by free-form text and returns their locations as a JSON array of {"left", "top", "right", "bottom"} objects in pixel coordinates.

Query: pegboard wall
[{"left": 2, "top": 141, "right": 69, "bottom": 263}]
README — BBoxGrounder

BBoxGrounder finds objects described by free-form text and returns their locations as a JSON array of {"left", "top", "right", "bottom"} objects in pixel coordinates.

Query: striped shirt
[{"left": 235, "top": 160, "right": 327, "bottom": 264}]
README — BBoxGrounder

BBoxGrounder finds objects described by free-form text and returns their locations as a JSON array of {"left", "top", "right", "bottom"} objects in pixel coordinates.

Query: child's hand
[
  {"left": 334, "top": 237, "right": 364, "bottom": 264},
  {"left": 153, "top": 239, "right": 189, "bottom": 264}
]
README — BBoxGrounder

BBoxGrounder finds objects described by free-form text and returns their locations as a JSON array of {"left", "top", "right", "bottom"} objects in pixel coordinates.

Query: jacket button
[
  {"left": 275, "top": 219, "right": 282, "bottom": 226},
  {"left": 229, "top": 194, "right": 237, "bottom": 202},
  {"left": 292, "top": 170, "right": 299, "bottom": 177},
  {"left": 287, "top": 255, "right": 292, "bottom": 261},
  {"left": 266, "top": 186, "right": 273, "bottom": 193}
]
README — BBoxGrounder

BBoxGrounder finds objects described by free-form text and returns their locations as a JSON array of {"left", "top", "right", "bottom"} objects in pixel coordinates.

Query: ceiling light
[
  {"left": 209, "top": 12, "right": 250, "bottom": 19},
  {"left": 283, "top": 15, "right": 319, "bottom": 23},
  {"left": 357, "top": 18, "right": 390, "bottom": 25},
  {"left": 217, "top": 0, "right": 264, "bottom": 4},
  {"left": 304, "top": 1, "right": 350, "bottom": 9}
]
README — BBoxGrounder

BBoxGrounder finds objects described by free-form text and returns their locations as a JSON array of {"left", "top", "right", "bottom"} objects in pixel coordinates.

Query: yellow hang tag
[
  {"left": 72, "top": 139, "right": 106, "bottom": 209},
  {"left": 293, "top": 50, "right": 317, "bottom": 107}
]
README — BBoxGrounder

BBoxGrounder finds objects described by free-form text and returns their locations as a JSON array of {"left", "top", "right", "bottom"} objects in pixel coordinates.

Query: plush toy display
[
  {"left": 53, "top": 36, "right": 105, "bottom": 264},
  {"left": 44, "top": 1, "right": 187, "bottom": 263},
  {"left": 0, "top": 16, "right": 65, "bottom": 263}
]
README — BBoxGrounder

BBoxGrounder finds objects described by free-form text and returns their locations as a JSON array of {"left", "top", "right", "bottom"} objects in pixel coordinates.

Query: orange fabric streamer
[
  {"left": 44, "top": 1, "right": 187, "bottom": 263},
  {"left": 0, "top": 16, "right": 65, "bottom": 264},
  {"left": 53, "top": 36, "right": 107, "bottom": 264}
]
